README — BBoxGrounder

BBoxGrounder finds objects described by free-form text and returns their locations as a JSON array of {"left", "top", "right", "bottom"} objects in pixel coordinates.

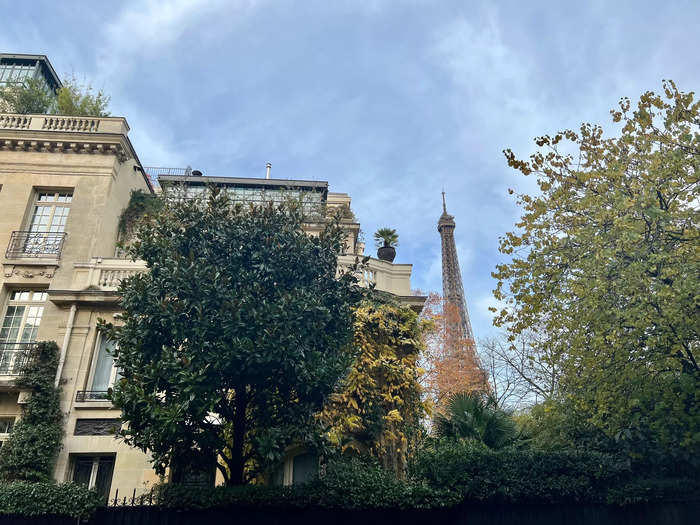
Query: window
[
  {"left": 28, "top": 191, "right": 73, "bottom": 233},
  {"left": 0, "top": 417, "right": 15, "bottom": 434},
  {"left": 89, "top": 335, "right": 120, "bottom": 393},
  {"left": 292, "top": 453, "right": 318, "bottom": 484},
  {"left": 11, "top": 190, "right": 73, "bottom": 258},
  {"left": 0, "top": 290, "right": 46, "bottom": 344},
  {"left": 0, "top": 290, "right": 46, "bottom": 374},
  {"left": 272, "top": 451, "right": 318, "bottom": 486},
  {"left": 71, "top": 455, "right": 115, "bottom": 501}
]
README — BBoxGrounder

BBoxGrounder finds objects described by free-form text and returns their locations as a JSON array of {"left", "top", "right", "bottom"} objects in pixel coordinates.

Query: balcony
[
  {"left": 0, "top": 113, "right": 129, "bottom": 135},
  {"left": 6, "top": 231, "right": 66, "bottom": 259},
  {"left": 0, "top": 342, "right": 35, "bottom": 376},
  {"left": 69, "top": 255, "right": 414, "bottom": 298},
  {"left": 75, "top": 390, "right": 110, "bottom": 402}
]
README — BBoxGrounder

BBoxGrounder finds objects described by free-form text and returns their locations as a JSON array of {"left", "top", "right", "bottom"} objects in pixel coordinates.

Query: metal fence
[
  {"left": 0, "top": 342, "right": 35, "bottom": 375},
  {"left": 142, "top": 166, "right": 193, "bottom": 189},
  {"left": 108, "top": 487, "right": 157, "bottom": 507},
  {"left": 75, "top": 390, "right": 110, "bottom": 402},
  {"left": 5, "top": 230, "right": 66, "bottom": 259}
]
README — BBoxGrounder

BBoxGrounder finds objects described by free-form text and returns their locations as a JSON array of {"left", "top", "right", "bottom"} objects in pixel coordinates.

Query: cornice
[{"left": 0, "top": 133, "right": 134, "bottom": 163}]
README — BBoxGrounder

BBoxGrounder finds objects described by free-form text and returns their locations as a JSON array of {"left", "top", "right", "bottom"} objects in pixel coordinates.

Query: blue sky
[{"left": 3, "top": 0, "right": 700, "bottom": 340}]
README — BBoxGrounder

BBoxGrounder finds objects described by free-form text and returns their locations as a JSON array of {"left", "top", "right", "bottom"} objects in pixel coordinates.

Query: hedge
[
  {"left": 410, "top": 440, "right": 629, "bottom": 504},
  {"left": 0, "top": 482, "right": 103, "bottom": 519},
  {"left": 155, "top": 458, "right": 454, "bottom": 510},
  {"left": 156, "top": 446, "right": 699, "bottom": 511}
]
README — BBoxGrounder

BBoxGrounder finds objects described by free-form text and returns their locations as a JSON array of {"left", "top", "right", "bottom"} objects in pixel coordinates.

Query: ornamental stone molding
[
  {"left": 0, "top": 113, "right": 136, "bottom": 163},
  {"left": 2, "top": 263, "right": 58, "bottom": 279}
]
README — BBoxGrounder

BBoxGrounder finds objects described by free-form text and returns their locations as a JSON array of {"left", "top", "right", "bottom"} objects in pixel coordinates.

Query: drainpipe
[{"left": 54, "top": 303, "right": 77, "bottom": 387}]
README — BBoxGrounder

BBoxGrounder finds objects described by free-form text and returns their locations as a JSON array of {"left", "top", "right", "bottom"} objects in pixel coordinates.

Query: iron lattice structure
[{"left": 438, "top": 192, "right": 475, "bottom": 345}]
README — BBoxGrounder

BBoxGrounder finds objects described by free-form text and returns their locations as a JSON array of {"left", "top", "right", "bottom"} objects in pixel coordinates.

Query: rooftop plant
[{"left": 373, "top": 228, "right": 398, "bottom": 249}]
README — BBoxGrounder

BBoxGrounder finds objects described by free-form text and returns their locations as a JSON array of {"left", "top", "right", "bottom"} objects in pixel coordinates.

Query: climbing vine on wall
[
  {"left": 0, "top": 341, "right": 63, "bottom": 482},
  {"left": 117, "top": 189, "right": 162, "bottom": 241},
  {"left": 321, "top": 301, "right": 427, "bottom": 475}
]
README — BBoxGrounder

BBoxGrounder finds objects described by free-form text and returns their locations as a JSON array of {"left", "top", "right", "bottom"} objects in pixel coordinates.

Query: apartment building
[{"left": 0, "top": 111, "right": 422, "bottom": 500}]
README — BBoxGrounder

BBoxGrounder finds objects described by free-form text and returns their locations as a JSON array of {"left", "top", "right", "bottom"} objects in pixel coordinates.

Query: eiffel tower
[{"left": 438, "top": 191, "right": 475, "bottom": 345}]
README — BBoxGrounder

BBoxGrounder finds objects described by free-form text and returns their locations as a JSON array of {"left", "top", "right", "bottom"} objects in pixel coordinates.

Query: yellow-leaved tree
[{"left": 320, "top": 301, "right": 427, "bottom": 475}]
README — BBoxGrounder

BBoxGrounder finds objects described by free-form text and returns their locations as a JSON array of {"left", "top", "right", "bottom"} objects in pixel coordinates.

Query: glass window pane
[
  {"left": 37, "top": 193, "right": 55, "bottom": 202},
  {"left": 0, "top": 418, "right": 14, "bottom": 433},
  {"left": 94, "top": 457, "right": 115, "bottom": 501},
  {"left": 292, "top": 453, "right": 318, "bottom": 484},
  {"left": 72, "top": 458, "right": 93, "bottom": 486},
  {"left": 92, "top": 337, "right": 116, "bottom": 391}
]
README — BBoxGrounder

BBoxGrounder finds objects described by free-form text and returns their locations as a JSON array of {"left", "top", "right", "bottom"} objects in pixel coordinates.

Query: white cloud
[{"left": 98, "top": 0, "right": 260, "bottom": 79}]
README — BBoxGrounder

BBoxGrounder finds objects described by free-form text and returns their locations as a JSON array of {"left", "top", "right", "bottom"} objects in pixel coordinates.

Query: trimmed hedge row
[
  {"left": 2, "top": 447, "right": 697, "bottom": 518},
  {"left": 156, "top": 446, "right": 700, "bottom": 511},
  {"left": 411, "top": 440, "right": 628, "bottom": 503},
  {"left": 156, "top": 459, "right": 452, "bottom": 510},
  {"left": 414, "top": 440, "right": 699, "bottom": 505},
  {"left": 0, "top": 481, "right": 103, "bottom": 519}
]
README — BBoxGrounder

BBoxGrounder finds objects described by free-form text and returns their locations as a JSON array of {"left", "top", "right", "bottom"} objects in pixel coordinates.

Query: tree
[
  {"left": 0, "top": 342, "right": 63, "bottom": 482},
  {"left": 56, "top": 76, "right": 110, "bottom": 117},
  {"left": 419, "top": 292, "right": 488, "bottom": 409},
  {"left": 373, "top": 228, "right": 399, "bottom": 248},
  {"left": 0, "top": 77, "right": 55, "bottom": 114},
  {"left": 494, "top": 80, "right": 700, "bottom": 457},
  {"left": 478, "top": 331, "right": 560, "bottom": 409},
  {"left": 101, "top": 189, "right": 363, "bottom": 485},
  {"left": 321, "top": 301, "right": 427, "bottom": 475},
  {"left": 433, "top": 391, "right": 517, "bottom": 449},
  {"left": 0, "top": 75, "right": 110, "bottom": 116}
]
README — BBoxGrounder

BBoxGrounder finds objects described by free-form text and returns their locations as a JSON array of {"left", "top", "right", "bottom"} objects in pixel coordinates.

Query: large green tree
[
  {"left": 493, "top": 81, "right": 699, "bottom": 457},
  {"left": 102, "top": 189, "right": 363, "bottom": 485}
]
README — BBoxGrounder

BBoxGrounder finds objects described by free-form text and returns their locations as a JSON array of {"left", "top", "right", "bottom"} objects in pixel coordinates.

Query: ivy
[
  {"left": 0, "top": 341, "right": 63, "bottom": 482},
  {"left": 117, "top": 189, "right": 162, "bottom": 237},
  {"left": 321, "top": 301, "right": 428, "bottom": 475}
]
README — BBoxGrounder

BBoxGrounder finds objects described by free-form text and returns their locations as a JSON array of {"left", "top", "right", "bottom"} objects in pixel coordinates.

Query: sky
[{"left": 3, "top": 0, "right": 700, "bottom": 340}]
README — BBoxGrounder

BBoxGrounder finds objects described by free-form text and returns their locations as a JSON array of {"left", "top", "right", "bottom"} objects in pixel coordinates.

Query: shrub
[
  {"left": 151, "top": 449, "right": 696, "bottom": 510},
  {"left": 607, "top": 477, "right": 700, "bottom": 505},
  {"left": 409, "top": 439, "right": 629, "bottom": 503},
  {"left": 156, "top": 458, "right": 455, "bottom": 510},
  {"left": 0, "top": 482, "right": 102, "bottom": 519}
]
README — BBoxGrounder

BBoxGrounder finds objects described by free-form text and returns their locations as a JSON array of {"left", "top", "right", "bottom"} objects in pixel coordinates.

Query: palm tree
[
  {"left": 373, "top": 228, "right": 399, "bottom": 248},
  {"left": 434, "top": 391, "right": 517, "bottom": 449}
]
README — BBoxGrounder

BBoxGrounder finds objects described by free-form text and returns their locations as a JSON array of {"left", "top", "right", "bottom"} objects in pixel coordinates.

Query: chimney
[{"left": 265, "top": 162, "right": 271, "bottom": 179}]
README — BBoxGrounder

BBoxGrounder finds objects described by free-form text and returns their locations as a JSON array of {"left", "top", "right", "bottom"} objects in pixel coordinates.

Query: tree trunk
[{"left": 227, "top": 388, "right": 248, "bottom": 486}]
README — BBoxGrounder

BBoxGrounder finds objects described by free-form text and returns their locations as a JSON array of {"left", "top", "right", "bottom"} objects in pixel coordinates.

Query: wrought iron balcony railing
[
  {"left": 0, "top": 342, "right": 36, "bottom": 375},
  {"left": 6, "top": 231, "right": 67, "bottom": 259},
  {"left": 75, "top": 390, "right": 110, "bottom": 402}
]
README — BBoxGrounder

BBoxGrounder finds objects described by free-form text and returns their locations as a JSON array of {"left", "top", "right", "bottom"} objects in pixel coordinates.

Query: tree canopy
[
  {"left": 321, "top": 301, "right": 427, "bottom": 475},
  {"left": 493, "top": 80, "right": 699, "bottom": 458},
  {"left": 0, "top": 78, "right": 55, "bottom": 114},
  {"left": 102, "top": 188, "right": 363, "bottom": 485},
  {"left": 0, "top": 75, "right": 110, "bottom": 116},
  {"left": 419, "top": 292, "right": 488, "bottom": 409}
]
